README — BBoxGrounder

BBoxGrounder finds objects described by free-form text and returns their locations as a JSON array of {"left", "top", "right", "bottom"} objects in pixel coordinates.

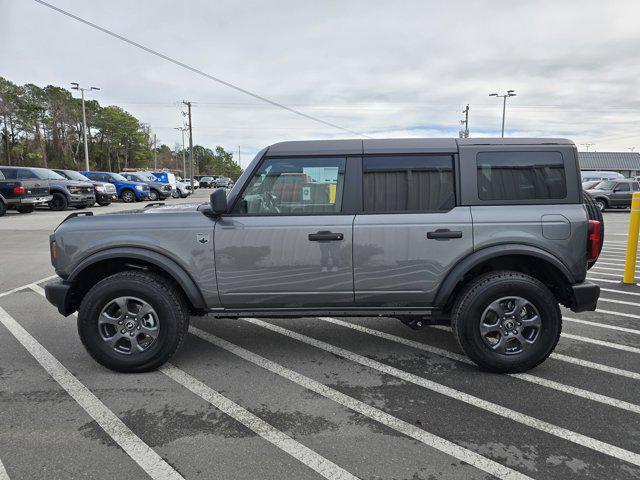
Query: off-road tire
[
  {"left": 583, "top": 191, "right": 604, "bottom": 268},
  {"left": 77, "top": 271, "right": 190, "bottom": 372},
  {"left": 451, "top": 271, "right": 562, "bottom": 373},
  {"left": 97, "top": 201, "right": 111, "bottom": 206},
  {"left": 121, "top": 189, "right": 136, "bottom": 203},
  {"left": 16, "top": 205, "right": 35, "bottom": 214},
  {"left": 74, "top": 205, "right": 87, "bottom": 210},
  {"left": 49, "top": 192, "right": 68, "bottom": 211}
]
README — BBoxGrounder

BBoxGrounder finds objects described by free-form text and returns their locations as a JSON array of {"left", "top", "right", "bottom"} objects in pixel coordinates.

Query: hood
[
  {"left": 143, "top": 202, "right": 204, "bottom": 213},
  {"left": 586, "top": 188, "right": 612, "bottom": 193},
  {"left": 56, "top": 179, "right": 94, "bottom": 188}
]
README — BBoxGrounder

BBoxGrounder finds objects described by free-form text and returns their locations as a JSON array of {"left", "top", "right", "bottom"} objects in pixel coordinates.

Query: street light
[
  {"left": 174, "top": 126, "right": 187, "bottom": 178},
  {"left": 489, "top": 89, "right": 516, "bottom": 137},
  {"left": 71, "top": 83, "right": 100, "bottom": 171}
]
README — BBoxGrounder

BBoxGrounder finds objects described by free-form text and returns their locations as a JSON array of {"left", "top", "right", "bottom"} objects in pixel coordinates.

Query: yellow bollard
[{"left": 623, "top": 192, "right": 640, "bottom": 284}]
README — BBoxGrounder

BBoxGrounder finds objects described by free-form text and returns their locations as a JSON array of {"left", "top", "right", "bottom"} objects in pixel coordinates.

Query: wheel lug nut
[
  {"left": 129, "top": 332, "right": 134, "bottom": 337},
  {"left": 118, "top": 321, "right": 123, "bottom": 325},
  {"left": 120, "top": 329, "right": 125, "bottom": 334}
]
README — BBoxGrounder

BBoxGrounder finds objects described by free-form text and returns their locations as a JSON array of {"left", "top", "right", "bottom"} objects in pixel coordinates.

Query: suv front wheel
[
  {"left": 77, "top": 271, "right": 189, "bottom": 372},
  {"left": 451, "top": 271, "right": 561, "bottom": 373}
]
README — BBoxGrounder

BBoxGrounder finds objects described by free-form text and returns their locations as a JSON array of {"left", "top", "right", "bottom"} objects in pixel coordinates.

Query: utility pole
[
  {"left": 489, "top": 90, "right": 516, "bottom": 137},
  {"left": 582, "top": 143, "right": 594, "bottom": 152},
  {"left": 71, "top": 83, "right": 100, "bottom": 171},
  {"left": 174, "top": 126, "right": 187, "bottom": 178},
  {"left": 183, "top": 101, "right": 194, "bottom": 191},
  {"left": 153, "top": 133, "right": 157, "bottom": 170},
  {"left": 459, "top": 105, "right": 469, "bottom": 138}
]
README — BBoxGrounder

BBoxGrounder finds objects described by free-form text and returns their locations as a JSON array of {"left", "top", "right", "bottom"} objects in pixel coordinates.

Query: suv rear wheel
[
  {"left": 77, "top": 271, "right": 189, "bottom": 372},
  {"left": 49, "top": 192, "right": 68, "bottom": 211},
  {"left": 451, "top": 271, "right": 561, "bottom": 373}
]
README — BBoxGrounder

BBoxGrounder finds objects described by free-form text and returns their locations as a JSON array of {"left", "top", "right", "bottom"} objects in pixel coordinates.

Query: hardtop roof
[{"left": 265, "top": 138, "right": 574, "bottom": 156}]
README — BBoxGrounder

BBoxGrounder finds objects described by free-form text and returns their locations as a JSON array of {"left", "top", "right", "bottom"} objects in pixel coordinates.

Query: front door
[
  {"left": 610, "top": 182, "right": 632, "bottom": 206},
  {"left": 353, "top": 154, "right": 474, "bottom": 307},
  {"left": 215, "top": 156, "right": 354, "bottom": 308}
]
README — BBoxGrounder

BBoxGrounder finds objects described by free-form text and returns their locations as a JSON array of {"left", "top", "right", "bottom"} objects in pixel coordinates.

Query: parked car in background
[
  {"left": 214, "top": 177, "right": 233, "bottom": 188},
  {"left": 53, "top": 169, "right": 117, "bottom": 206},
  {"left": 585, "top": 178, "right": 640, "bottom": 211},
  {"left": 581, "top": 170, "right": 624, "bottom": 182},
  {"left": 0, "top": 168, "right": 51, "bottom": 215},
  {"left": 581, "top": 180, "right": 601, "bottom": 190},
  {"left": 82, "top": 171, "right": 150, "bottom": 203},
  {"left": 184, "top": 178, "right": 200, "bottom": 189},
  {"left": 198, "top": 176, "right": 215, "bottom": 188},
  {"left": 172, "top": 180, "right": 192, "bottom": 198},
  {"left": 0, "top": 166, "right": 94, "bottom": 211},
  {"left": 120, "top": 172, "right": 172, "bottom": 201}
]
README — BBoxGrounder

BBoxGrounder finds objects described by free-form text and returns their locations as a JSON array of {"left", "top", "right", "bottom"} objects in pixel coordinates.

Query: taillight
[
  {"left": 587, "top": 219, "right": 601, "bottom": 263},
  {"left": 13, "top": 185, "right": 25, "bottom": 195}
]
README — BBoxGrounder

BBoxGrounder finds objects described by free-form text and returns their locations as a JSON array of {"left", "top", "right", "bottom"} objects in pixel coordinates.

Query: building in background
[{"left": 578, "top": 152, "right": 640, "bottom": 178}]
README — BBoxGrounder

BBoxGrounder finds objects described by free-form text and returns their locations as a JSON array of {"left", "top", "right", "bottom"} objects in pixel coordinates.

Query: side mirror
[{"left": 210, "top": 188, "right": 228, "bottom": 215}]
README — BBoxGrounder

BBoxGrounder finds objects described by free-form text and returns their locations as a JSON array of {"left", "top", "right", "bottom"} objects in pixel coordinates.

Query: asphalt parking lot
[{"left": 1, "top": 195, "right": 639, "bottom": 480}]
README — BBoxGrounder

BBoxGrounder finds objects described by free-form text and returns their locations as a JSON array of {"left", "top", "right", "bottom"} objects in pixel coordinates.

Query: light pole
[
  {"left": 489, "top": 90, "right": 516, "bottom": 137},
  {"left": 174, "top": 126, "right": 187, "bottom": 178},
  {"left": 71, "top": 83, "right": 100, "bottom": 171},
  {"left": 582, "top": 143, "right": 594, "bottom": 152}
]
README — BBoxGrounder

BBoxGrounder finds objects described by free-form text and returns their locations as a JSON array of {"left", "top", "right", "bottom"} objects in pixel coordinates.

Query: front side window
[
  {"left": 363, "top": 155, "right": 454, "bottom": 212},
  {"left": 615, "top": 183, "right": 630, "bottom": 192},
  {"left": 477, "top": 151, "right": 566, "bottom": 201},
  {"left": 236, "top": 157, "right": 345, "bottom": 215}
]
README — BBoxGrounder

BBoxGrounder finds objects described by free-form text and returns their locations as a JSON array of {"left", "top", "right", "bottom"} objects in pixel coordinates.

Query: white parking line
[
  {"left": 317, "top": 317, "right": 640, "bottom": 414},
  {"left": 592, "top": 266, "right": 640, "bottom": 273},
  {"left": 0, "top": 458, "right": 9, "bottom": 480},
  {"left": 0, "top": 275, "right": 56, "bottom": 299},
  {"left": 595, "top": 307, "right": 640, "bottom": 320},
  {"left": 188, "top": 327, "right": 531, "bottom": 480},
  {"left": 600, "top": 287, "right": 640, "bottom": 297},
  {"left": 552, "top": 353, "right": 640, "bottom": 380},
  {"left": 0, "top": 306, "right": 183, "bottom": 480},
  {"left": 243, "top": 318, "right": 640, "bottom": 467},
  {"left": 160, "top": 364, "right": 360, "bottom": 480},
  {"left": 564, "top": 316, "right": 640, "bottom": 336},
  {"left": 598, "top": 296, "right": 640, "bottom": 307},
  {"left": 429, "top": 324, "right": 640, "bottom": 355},
  {"left": 562, "top": 333, "right": 640, "bottom": 354},
  {"left": 588, "top": 276, "right": 639, "bottom": 286}
]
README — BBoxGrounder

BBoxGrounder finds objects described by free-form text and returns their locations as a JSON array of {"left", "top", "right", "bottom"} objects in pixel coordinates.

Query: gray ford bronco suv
[{"left": 44, "top": 138, "right": 602, "bottom": 374}]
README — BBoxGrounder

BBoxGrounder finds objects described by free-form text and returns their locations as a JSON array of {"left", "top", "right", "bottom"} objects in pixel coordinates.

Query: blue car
[{"left": 82, "top": 171, "right": 150, "bottom": 203}]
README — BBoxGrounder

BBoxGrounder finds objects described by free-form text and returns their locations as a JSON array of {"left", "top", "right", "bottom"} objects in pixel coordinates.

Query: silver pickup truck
[{"left": 44, "top": 138, "right": 602, "bottom": 374}]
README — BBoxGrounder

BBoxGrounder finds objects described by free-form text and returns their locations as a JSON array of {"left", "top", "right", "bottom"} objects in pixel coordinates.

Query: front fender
[{"left": 67, "top": 247, "right": 206, "bottom": 309}]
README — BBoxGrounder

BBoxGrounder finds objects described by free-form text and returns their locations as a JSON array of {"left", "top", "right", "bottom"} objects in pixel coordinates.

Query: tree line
[{"left": 0, "top": 77, "right": 242, "bottom": 179}]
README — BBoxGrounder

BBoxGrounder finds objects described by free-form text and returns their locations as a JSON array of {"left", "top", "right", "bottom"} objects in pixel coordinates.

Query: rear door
[
  {"left": 353, "top": 154, "right": 473, "bottom": 306},
  {"left": 610, "top": 182, "right": 631, "bottom": 206},
  {"left": 214, "top": 156, "right": 356, "bottom": 308}
]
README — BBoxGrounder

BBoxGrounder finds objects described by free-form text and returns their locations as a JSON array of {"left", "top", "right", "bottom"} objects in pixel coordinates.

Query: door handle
[
  {"left": 426, "top": 229, "right": 463, "bottom": 240},
  {"left": 308, "top": 231, "right": 344, "bottom": 241}
]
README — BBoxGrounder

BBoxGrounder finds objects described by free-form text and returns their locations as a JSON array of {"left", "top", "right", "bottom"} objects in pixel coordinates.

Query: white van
[{"left": 581, "top": 170, "right": 624, "bottom": 181}]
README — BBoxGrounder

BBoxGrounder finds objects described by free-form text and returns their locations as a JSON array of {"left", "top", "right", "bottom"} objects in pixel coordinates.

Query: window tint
[
  {"left": 363, "top": 155, "right": 454, "bottom": 212},
  {"left": 615, "top": 183, "right": 630, "bottom": 192},
  {"left": 0, "top": 168, "right": 16, "bottom": 179},
  {"left": 477, "top": 151, "right": 566, "bottom": 201},
  {"left": 237, "top": 157, "right": 345, "bottom": 215},
  {"left": 17, "top": 169, "right": 36, "bottom": 180},
  {"left": 633, "top": 183, "right": 640, "bottom": 191}
]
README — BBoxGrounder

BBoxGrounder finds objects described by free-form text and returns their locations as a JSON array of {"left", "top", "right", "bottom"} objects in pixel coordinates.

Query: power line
[{"left": 33, "top": 0, "right": 371, "bottom": 139}]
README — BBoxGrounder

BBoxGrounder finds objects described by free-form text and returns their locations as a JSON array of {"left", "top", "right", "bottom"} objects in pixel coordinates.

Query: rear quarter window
[{"left": 477, "top": 151, "right": 567, "bottom": 201}]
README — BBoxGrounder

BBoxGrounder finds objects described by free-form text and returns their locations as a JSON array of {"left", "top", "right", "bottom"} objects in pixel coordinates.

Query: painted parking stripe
[
  {"left": 0, "top": 306, "right": 183, "bottom": 480},
  {"left": 0, "top": 275, "right": 56, "bottom": 299},
  {"left": 598, "top": 296, "right": 640, "bottom": 307},
  {"left": 429, "top": 324, "right": 640, "bottom": 355},
  {"left": 600, "top": 287, "right": 640, "bottom": 297},
  {"left": 588, "top": 276, "right": 639, "bottom": 286},
  {"left": 317, "top": 317, "right": 640, "bottom": 414},
  {"left": 24, "top": 285, "right": 359, "bottom": 480},
  {"left": 595, "top": 307, "right": 640, "bottom": 320},
  {"left": 552, "top": 353, "right": 640, "bottom": 380},
  {"left": 188, "top": 327, "right": 531, "bottom": 480},
  {"left": 243, "top": 318, "right": 640, "bottom": 467},
  {"left": 0, "top": 458, "right": 9, "bottom": 480},
  {"left": 592, "top": 266, "right": 640, "bottom": 273},
  {"left": 562, "top": 333, "right": 640, "bottom": 354},
  {"left": 160, "top": 364, "right": 360, "bottom": 480},
  {"left": 564, "top": 316, "right": 640, "bottom": 336}
]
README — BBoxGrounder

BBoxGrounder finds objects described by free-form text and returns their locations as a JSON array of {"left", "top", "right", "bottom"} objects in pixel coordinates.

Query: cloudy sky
[{"left": 2, "top": 0, "right": 640, "bottom": 165}]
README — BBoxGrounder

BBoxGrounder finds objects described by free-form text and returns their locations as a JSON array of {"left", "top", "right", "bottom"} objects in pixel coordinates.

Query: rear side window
[
  {"left": 616, "top": 183, "right": 630, "bottom": 191},
  {"left": 363, "top": 155, "right": 454, "bottom": 212},
  {"left": 0, "top": 168, "right": 16, "bottom": 179},
  {"left": 477, "top": 151, "right": 566, "bottom": 201}
]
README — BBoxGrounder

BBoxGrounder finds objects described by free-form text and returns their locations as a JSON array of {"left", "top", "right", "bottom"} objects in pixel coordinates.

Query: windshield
[
  {"left": 61, "top": 170, "right": 91, "bottom": 182},
  {"left": 33, "top": 168, "right": 66, "bottom": 180},
  {"left": 594, "top": 181, "right": 616, "bottom": 190},
  {"left": 111, "top": 173, "right": 128, "bottom": 182}
]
